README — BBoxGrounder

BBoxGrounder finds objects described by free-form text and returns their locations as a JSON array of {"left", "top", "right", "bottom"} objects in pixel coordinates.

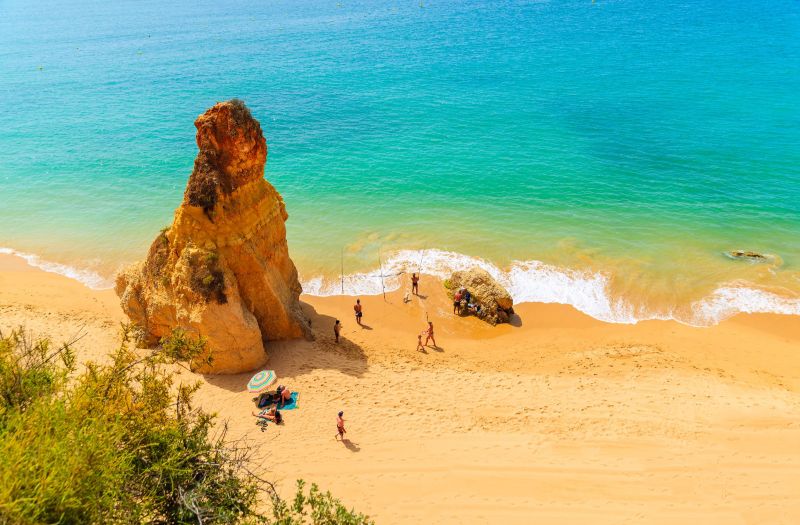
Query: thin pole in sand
[
  {"left": 378, "top": 248, "right": 386, "bottom": 301},
  {"left": 340, "top": 247, "right": 344, "bottom": 295}
]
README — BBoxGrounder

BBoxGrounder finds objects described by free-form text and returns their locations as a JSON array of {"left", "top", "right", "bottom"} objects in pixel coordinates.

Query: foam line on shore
[
  {"left": 692, "top": 284, "right": 800, "bottom": 324},
  {"left": 301, "top": 249, "right": 800, "bottom": 326},
  {"left": 0, "top": 247, "right": 112, "bottom": 290},
  {"left": 4, "top": 246, "right": 798, "bottom": 327}
]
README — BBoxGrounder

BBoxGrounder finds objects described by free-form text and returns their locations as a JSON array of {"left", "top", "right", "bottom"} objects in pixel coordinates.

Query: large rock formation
[
  {"left": 116, "top": 100, "right": 311, "bottom": 374},
  {"left": 447, "top": 268, "right": 515, "bottom": 325}
]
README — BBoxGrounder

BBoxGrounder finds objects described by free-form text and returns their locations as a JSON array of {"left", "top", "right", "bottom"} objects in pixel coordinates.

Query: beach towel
[{"left": 279, "top": 392, "right": 299, "bottom": 411}]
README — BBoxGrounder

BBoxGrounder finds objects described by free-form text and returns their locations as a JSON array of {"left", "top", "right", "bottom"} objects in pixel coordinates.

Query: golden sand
[{"left": 1, "top": 253, "right": 799, "bottom": 524}]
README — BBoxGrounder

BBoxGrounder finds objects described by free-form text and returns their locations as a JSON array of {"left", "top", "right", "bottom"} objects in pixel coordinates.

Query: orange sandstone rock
[{"left": 116, "top": 100, "right": 310, "bottom": 374}]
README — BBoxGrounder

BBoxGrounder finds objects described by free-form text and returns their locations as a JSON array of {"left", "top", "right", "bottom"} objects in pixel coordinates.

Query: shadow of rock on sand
[
  {"left": 200, "top": 302, "right": 370, "bottom": 392},
  {"left": 508, "top": 314, "right": 523, "bottom": 327}
]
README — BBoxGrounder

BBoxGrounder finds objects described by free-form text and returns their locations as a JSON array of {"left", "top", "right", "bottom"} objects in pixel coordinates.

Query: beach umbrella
[{"left": 247, "top": 370, "right": 277, "bottom": 393}]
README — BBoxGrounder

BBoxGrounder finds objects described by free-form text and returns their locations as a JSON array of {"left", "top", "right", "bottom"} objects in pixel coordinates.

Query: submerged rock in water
[
  {"left": 727, "top": 250, "right": 770, "bottom": 262},
  {"left": 116, "top": 99, "right": 311, "bottom": 374},
  {"left": 446, "top": 268, "right": 515, "bottom": 325}
]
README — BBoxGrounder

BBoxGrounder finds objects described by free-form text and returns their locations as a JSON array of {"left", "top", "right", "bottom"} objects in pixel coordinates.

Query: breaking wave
[
  {"left": 3, "top": 246, "right": 797, "bottom": 326},
  {"left": 301, "top": 249, "right": 800, "bottom": 326}
]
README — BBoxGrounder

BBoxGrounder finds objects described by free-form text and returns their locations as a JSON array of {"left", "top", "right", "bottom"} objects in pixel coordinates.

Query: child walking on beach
[
  {"left": 335, "top": 411, "right": 346, "bottom": 440},
  {"left": 411, "top": 273, "right": 419, "bottom": 295}
]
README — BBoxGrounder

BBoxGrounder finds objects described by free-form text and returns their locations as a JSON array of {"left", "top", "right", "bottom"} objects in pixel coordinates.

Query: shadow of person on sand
[
  {"left": 341, "top": 439, "right": 360, "bottom": 452},
  {"left": 357, "top": 323, "right": 373, "bottom": 330}
]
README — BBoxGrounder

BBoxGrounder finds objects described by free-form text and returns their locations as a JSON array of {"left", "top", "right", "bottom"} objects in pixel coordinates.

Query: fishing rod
[{"left": 378, "top": 247, "right": 386, "bottom": 301}]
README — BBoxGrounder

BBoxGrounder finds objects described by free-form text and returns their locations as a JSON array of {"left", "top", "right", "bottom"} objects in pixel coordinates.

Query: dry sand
[{"left": 1, "top": 252, "right": 799, "bottom": 524}]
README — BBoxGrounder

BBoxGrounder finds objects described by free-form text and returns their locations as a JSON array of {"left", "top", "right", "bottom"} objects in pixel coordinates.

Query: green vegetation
[
  {"left": 271, "top": 481, "right": 374, "bottom": 525},
  {"left": 189, "top": 249, "right": 227, "bottom": 305},
  {"left": 0, "top": 327, "right": 371, "bottom": 525}
]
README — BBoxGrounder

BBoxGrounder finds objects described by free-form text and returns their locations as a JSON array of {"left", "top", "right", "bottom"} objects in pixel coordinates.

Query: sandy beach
[{"left": 1, "top": 252, "right": 799, "bottom": 524}]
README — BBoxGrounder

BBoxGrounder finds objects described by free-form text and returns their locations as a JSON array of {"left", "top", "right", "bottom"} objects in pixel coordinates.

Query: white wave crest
[
  {"left": 301, "top": 249, "right": 644, "bottom": 324},
  {"left": 0, "top": 247, "right": 112, "bottom": 290},
  {"left": 692, "top": 284, "right": 800, "bottom": 325},
  {"left": 301, "top": 249, "right": 800, "bottom": 326}
]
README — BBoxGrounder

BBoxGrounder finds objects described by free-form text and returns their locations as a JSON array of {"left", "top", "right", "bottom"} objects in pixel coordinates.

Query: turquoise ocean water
[{"left": 1, "top": 0, "right": 799, "bottom": 324}]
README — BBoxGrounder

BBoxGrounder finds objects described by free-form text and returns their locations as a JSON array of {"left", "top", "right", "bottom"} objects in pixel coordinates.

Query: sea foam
[
  {"left": 300, "top": 249, "right": 799, "bottom": 326},
  {"left": 0, "top": 247, "right": 112, "bottom": 290},
  {"left": 3, "top": 246, "right": 797, "bottom": 326}
]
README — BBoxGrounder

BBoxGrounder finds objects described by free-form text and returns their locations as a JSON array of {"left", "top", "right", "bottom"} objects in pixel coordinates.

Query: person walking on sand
[
  {"left": 411, "top": 273, "right": 419, "bottom": 295},
  {"left": 334, "top": 319, "right": 341, "bottom": 343},
  {"left": 354, "top": 299, "right": 363, "bottom": 326},
  {"left": 424, "top": 321, "right": 436, "bottom": 348},
  {"left": 416, "top": 331, "right": 425, "bottom": 352},
  {"left": 335, "top": 411, "right": 346, "bottom": 440}
]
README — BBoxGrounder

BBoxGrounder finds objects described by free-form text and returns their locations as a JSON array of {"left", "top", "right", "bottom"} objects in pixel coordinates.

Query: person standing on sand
[
  {"left": 416, "top": 331, "right": 425, "bottom": 352},
  {"left": 424, "top": 321, "right": 436, "bottom": 348},
  {"left": 453, "top": 289, "right": 463, "bottom": 314},
  {"left": 336, "top": 411, "right": 346, "bottom": 440},
  {"left": 334, "top": 319, "right": 341, "bottom": 343},
  {"left": 411, "top": 273, "right": 419, "bottom": 295},
  {"left": 354, "top": 299, "right": 363, "bottom": 326}
]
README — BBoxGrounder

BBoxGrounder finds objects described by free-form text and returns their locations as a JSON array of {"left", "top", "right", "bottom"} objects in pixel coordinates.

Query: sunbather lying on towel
[{"left": 253, "top": 407, "right": 282, "bottom": 424}]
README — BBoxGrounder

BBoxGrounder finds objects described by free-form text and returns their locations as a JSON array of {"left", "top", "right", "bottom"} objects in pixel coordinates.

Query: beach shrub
[
  {"left": 0, "top": 326, "right": 259, "bottom": 524},
  {"left": 188, "top": 249, "right": 227, "bottom": 304},
  {"left": 160, "top": 327, "right": 212, "bottom": 371},
  {"left": 270, "top": 480, "right": 374, "bottom": 525},
  {"left": 0, "top": 327, "right": 369, "bottom": 525}
]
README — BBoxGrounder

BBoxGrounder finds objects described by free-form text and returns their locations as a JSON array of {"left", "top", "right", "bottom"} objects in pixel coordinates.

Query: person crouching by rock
[{"left": 453, "top": 289, "right": 463, "bottom": 314}]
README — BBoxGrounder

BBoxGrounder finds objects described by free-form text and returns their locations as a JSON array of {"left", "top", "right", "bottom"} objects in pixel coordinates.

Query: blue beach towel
[{"left": 279, "top": 392, "right": 299, "bottom": 411}]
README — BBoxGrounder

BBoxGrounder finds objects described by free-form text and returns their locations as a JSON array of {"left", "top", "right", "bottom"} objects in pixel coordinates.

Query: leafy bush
[
  {"left": 271, "top": 480, "right": 374, "bottom": 525},
  {"left": 0, "top": 327, "right": 370, "bottom": 525},
  {"left": 159, "top": 327, "right": 211, "bottom": 371}
]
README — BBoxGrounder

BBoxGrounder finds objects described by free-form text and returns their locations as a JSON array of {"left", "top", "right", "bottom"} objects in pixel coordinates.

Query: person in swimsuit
[
  {"left": 336, "top": 411, "right": 346, "bottom": 440},
  {"left": 453, "top": 290, "right": 463, "bottom": 314},
  {"left": 416, "top": 331, "right": 425, "bottom": 352},
  {"left": 411, "top": 273, "right": 419, "bottom": 295},
  {"left": 354, "top": 299, "right": 363, "bottom": 325},
  {"left": 276, "top": 385, "right": 293, "bottom": 408},
  {"left": 253, "top": 406, "right": 277, "bottom": 422},
  {"left": 424, "top": 321, "right": 436, "bottom": 348},
  {"left": 334, "top": 319, "right": 341, "bottom": 343}
]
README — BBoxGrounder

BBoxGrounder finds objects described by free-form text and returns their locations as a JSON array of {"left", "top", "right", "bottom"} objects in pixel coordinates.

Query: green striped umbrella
[{"left": 247, "top": 370, "right": 277, "bottom": 393}]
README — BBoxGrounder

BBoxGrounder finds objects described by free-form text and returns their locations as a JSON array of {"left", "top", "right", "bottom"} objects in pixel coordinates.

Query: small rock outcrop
[
  {"left": 446, "top": 268, "right": 515, "bottom": 325},
  {"left": 727, "top": 250, "right": 768, "bottom": 261},
  {"left": 116, "top": 100, "right": 311, "bottom": 374}
]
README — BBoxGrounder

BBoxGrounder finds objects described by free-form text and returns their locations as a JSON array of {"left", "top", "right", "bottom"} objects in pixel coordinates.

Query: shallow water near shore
[{"left": 1, "top": 0, "right": 799, "bottom": 324}]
